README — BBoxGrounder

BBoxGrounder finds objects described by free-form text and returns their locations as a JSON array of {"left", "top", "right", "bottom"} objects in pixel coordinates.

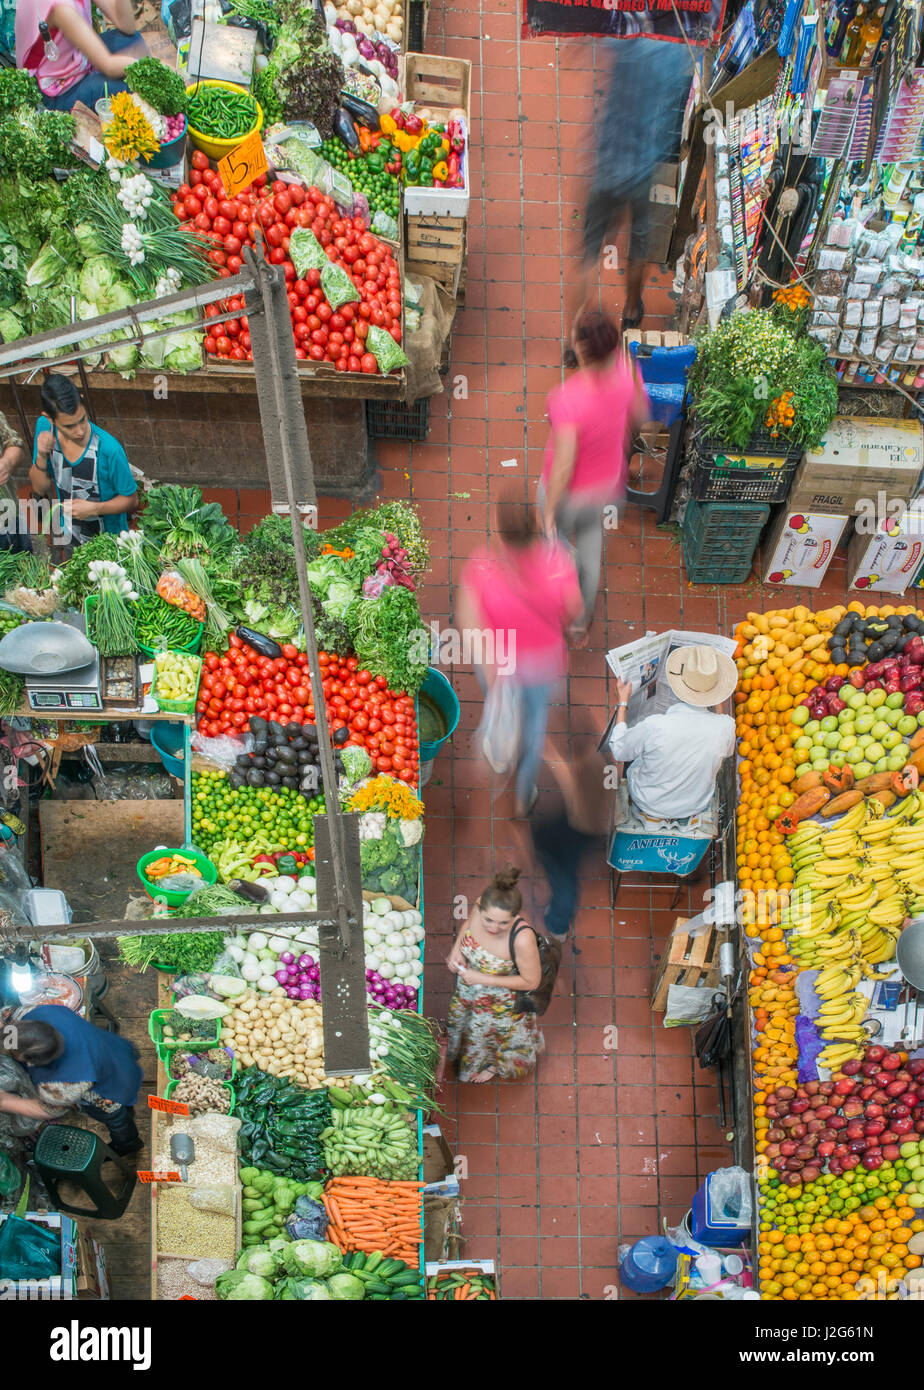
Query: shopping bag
[{"left": 479, "top": 678, "right": 520, "bottom": 775}]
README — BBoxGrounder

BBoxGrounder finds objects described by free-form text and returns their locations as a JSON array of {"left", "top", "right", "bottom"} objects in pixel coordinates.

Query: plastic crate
[
  {"left": 690, "top": 451, "right": 799, "bottom": 504},
  {"left": 151, "top": 651, "right": 202, "bottom": 715},
  {"left": 682, "top": 499, "right": 770, "bottom": 585},
  {"left": 366, "top": 398, "right": 431, "bottom": 442},
  {"left": 690, "top": 419, "right": 803, "bottom": 463},
  {"left": 164, "top": 1076, "right": 236, "bottom": 1116},
  {"left": 148, "top": 1007, "right": 221, "bottom": 1057}
]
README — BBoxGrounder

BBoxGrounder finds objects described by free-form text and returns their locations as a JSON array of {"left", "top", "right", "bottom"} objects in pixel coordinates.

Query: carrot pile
[
  {"left": 322, "top": 1177, "right": 424, "bottom": 1267},
  {"left": 156, "top": 571, "right": 206, "bottom": 623}
]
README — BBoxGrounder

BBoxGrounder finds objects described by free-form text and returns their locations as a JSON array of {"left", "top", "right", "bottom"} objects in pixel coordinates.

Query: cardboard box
[
  {"left": 422, "top": 1124, "right": 457, "bottom": 1195},
  {"left": 75, "top": 1231, "right": 110, "bottom": 1301},
  {"left": 847, "top": 509, "right": 924, "bottom": 593},
  {"left": 761, "top": 508, "right": 850, "bottom": 588},
  {"left": 0, "top": 1211, "right": 77, "bottom": 1300},
  {"left": 794, "top": 416, "right": 924, "bottom": 515}
]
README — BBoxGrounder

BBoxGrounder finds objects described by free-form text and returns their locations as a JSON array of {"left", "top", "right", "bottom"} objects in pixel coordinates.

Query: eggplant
[
  {"left": 229, "top": 878, "right": 269, "bottom": 903},
  {"left": 333, "top": 106, "right": 360, "bottom": 150},
  {"left": 285, "top": 722, "right": 302, "bottom": 738},
  {"left": 340, "top": 92, "right": 380, "bottom": 131},
  {"left": 235, "top": 626, "right": 283, "bottom": 659}
]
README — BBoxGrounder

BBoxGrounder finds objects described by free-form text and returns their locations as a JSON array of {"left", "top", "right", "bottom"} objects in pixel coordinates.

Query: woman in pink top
[
  {"left": 16, "top": 0, "right": 146, "bottom": 111},
  {"left": 539, "top": 310, "right": 649, "bottom": 639},
  {"left": 458, "top": 487, "right": 582, "bottom": 816}
]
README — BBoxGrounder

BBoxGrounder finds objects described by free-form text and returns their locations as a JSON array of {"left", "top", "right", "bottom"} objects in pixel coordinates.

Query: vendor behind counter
[{"left": 15, "top": 0, "right": 146, "bottom": 111}]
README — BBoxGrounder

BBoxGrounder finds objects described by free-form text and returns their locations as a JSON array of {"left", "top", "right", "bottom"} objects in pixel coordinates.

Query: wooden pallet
[{"left": 651, "top": 918, "right": 720, "bottom": 1013}]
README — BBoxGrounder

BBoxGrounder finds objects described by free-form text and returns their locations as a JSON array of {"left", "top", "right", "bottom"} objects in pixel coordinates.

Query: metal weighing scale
[{"left": 0, "top": 621, "right": 103, "bottom": 712}]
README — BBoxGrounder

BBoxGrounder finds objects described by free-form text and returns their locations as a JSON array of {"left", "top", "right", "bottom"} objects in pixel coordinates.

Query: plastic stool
[{"left": 33, "top": 1124, "right": 136, "bottom": 1220}]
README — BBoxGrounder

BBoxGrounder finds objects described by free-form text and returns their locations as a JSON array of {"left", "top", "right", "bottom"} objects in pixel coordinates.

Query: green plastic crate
[
  {"left": 148, "top": 1006, "right": 221, "bottom": 1058},
  {"left": 151, "top": 651, "right": 202, "bottom": 714},
  {"left": 682, "top": 499, "right": 770, "bottom": 585},
  {"left": 164, "top": 1076, "right": 236, "bottom": 1116},
  {"left": 166, "top": 1045, "right": 237, "bottom": 1084}
]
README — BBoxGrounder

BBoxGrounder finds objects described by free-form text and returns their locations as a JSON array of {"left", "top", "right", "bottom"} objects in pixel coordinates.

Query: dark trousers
[
  {"left": 530, "top": 811, "right": 599, "bottom": 938},
  {"left": 583, "top": 181, "right": 651, "bottom": 264},
  {"left": 78, "top": 1100, "right": 140, "bottom": 1154}
]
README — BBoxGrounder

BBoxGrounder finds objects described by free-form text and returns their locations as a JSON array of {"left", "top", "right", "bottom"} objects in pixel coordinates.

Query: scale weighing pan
[
  {"left": 896, "top": 918, "right": 924, "bottom": 992},
  {"left": 0, "top": 622, "right": 96, "bottom": 676}
]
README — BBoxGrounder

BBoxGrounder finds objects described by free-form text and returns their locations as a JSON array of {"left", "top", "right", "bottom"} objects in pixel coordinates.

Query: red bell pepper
[
  {"left": 447, "top": 151, "right": 462, "bottom": 187},
  {"left": 448, "top": 118, "right": 465, "bottom": 154},
  {"left": 389, "top": 107, "right": 405, "bottom": 130},
  {"left": 404, "top": 112, "right": 423, "bottom": 135}
]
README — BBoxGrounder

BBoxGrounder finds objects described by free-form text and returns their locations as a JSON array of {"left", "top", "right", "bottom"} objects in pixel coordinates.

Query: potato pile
[{"left": 220, "top": 989, "right": 326, "bottom": 1087}]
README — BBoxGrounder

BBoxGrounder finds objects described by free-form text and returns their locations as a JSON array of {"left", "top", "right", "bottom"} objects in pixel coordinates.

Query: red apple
[
  {"left": 906, "top": 1059, "right": 924, "bottom": 1076},
  {"left": 887, "top": 1079, "right": 910, "bottom": 1097},
  {"left": 806, "top": 1119, "right": 825, "bottom": 1134},
  {"left": 818, "top": 1140, "right": 836, "bottom": 1158},
  {"left": 829, "top": 1115, "right": 847, "bottom": 1131},
  {"left": 790, "top": 1097, "right": 811, "bottom": 1114},
  {"left": 791, "top": 1123, "right": 808, "bottom": 1140},
  {"left": 796, "top": 1144, "right": 815, "bottom": 1161},
  {"left": 879, "top": 1130, "right": 898, "bottom": 1145},
  {"left": 882, "top": 1144, "right": 901, "bottom": 1161},
  {"left": 859, "top": 1084, "right": 878, "bottom": 1101},
  {"left": 801, "top": 1167, "right": 821, "bottom": 1184},
  {"left": 862, "top": 1149, "right": 884, "bottom": 1169},
  {"left": 848, "top": 670, "right": 866, "bottom": 689},
  {"left": 834, "top": 1078, "right": 857, "bottom": 1096},
  {"left": 849, "top": 1138, "right": 869, "bottom": 1154},
  {"left": 866, "top": 1045, "right": 888, "bottom": 1063},
  {"left": 864, "top": 1118, "right": 886, "bottom": 1137},
  {"left": 847, "top": 1119, "right": 866, "bottom": 1140},
  {"left": 844, "top": 1099, "right": 866, "bottom": 1117},
  {"left": 841, "top": 1153, "right": 861, "bottom": 1170},
  {"left": 865, "top": 1103, "right": 885, "bottom": 1119},
  {"left": 841, "top": 1059, "right": 863, "bottom": 1076},
  {"left": 892, "top": 1116, "right": 914, "bottom": 1135},
  {"left": 780, "top": 1139, "right": 798, "bottom": 1157}
]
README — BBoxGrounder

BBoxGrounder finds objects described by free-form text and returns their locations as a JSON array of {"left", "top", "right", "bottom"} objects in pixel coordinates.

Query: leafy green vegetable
[
  {"left": 56, "top": 534, "right": 120, "bottom": 609},
  {"left": 141, "top": 484, "right": 237, "bottom": 563},
  {"left": 116, "top": 931, "right": 225, "bottom": 974},
  {"left": 236, "top": 1244, "right": 283, "bottom": 1278},
  {"left": 281, "top": 1239, "right": 342, "bottom": 1279},
  {"left": 327, "top": 1271, "right": 365, "bottom": 1300},
  {"left": 0, "top": 108, "right": 75, "bottom": 179},
  {"left": 324, "top": 501, "right": 429, "bottom": 573},
  {"left": 347, "top": 586, "right": 427, "bottom": 694},
  {"left": 0, "top": 70, "right": 42, "bottom": 117},
  {"left": 340, "top": 745, "right": 372, "bottom": 784},
  {"left": 125, "top": 57, "right": 188, "bottom": 116},
  {"left": 216, "top": 1270, "right": 274, "bottom": 1300},
  {"left": 264, "top": 3, "right": 344, "bottom": 137}
]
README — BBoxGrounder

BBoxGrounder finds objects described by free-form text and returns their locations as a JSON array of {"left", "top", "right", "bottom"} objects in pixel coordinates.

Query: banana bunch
[
  {"left": 816, "top": 989, "right": 870, "bottom": 1040},
  {"left": 817, "top": 1041, "right": 865, "bottom": 1070},
  {"left": 814, "top": 961, "right": 863, "bottom": 998}
]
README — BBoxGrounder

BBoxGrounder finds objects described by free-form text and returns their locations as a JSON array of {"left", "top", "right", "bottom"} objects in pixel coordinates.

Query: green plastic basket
[
  {"left": 166, "top": 1045, "right": 237, "bottom": 1084},
  {"left": 138, "top": 625, "right": 203, "bottom": 659},
  {"left": 682, "top": 499, "right": 770, "bottom": 585},
  {"left": 148, "top": 1006, "right": 221, "bottom": 1057},
  {"left": 137, "top": 846, "right": 217, "bottom": 907},
  {"left": 151, "top": 651, "right": 202, "bottom": 715},
  {"left": 164, "top": 1076, "right": 236, "bottom": 1116}
]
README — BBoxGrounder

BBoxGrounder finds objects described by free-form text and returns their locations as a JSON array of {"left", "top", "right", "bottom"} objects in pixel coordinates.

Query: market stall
[
  {"left": 0, "top": 485, "right": 467, "bottom": 1301},
  {"left": 732, "top": 600, "right": 924, "bottom": 1301}
]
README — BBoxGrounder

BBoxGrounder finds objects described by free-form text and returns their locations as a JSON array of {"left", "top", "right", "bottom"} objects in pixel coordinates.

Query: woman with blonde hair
[{"left": 446, "top": 867, "right": 544, "bottom": 1083}]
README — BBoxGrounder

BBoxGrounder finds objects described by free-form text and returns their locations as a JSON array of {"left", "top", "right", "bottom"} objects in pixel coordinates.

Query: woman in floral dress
[{"left": 446, "top": 868, "right": 544, "bottom": 1083}]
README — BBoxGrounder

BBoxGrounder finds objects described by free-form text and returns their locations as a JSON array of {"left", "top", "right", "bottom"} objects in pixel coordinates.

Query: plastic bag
[
  {"left": 366, "top": 323, "right": 409, "bottom": 374},
  {"left": 664, "top": 984, "right": 717, "bottom": 1028},
  {"left": 188, "top": 1257, "right": 233, "bottom": 1286},
  {"left": 187, "top": 1184, "right": 236, "bottom": 1216},
  {"left": 372, "top": 209, "right": 399, "bottom": 242},
  {"left": 156, "top": 570, "right": 206, "bottom": 623},
  {"left": 0, "top": 1150, "right": 22, "bottom": 1198},
  {"left": 707, "top": 1166, "right": 753, "bottom": 1228},
  {"left": 478, "top": 677, "right": 520, "bottom": 776},
  {"left": 172, "top": 973, "right": 220, "bottom": 1002},
  {"left": 289, "top": 227, "right": 327, "bottom": 277},
  {"left": 0, "top": 1057, "right": 44, "bottom": 1141},
  {"left": 0, "top": 1214, "right": 60, "bottom": 1280},
  {"left": 321, "top": 261, "right": 360, "bottom": 310},
  {"left": 191, "top": 730, "right": 251, "bottom": 769}
]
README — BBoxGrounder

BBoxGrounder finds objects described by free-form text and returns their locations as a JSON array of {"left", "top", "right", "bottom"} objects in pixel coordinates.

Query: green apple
[
  {"left": 866, "top": 742, "right": 885, "bottom": 761},
  {"left": 900, "top": 1142, "right": 920, "bottom": 1160},
  {"left": 837, "top": 706, "right": 854, "bottom": 723},
  {"left": 804, "top": 719, "right": 821, "bottom": 736},
  {"left": 845, "top": 746, "right": 866, "bottom": 766},
  {"left": 886, "top": 691, "right": 905, "bottom": 708},
  {"left": 820, "top": 715, "right": 838, "bottom": 732},
  {"left": 857, "top": 734, "right": 874, "bottom": 750},
  {"left": 823, "top": 731, "right": 842, "bottom": 749},
  {"left": 918, "top": 710, "right": 924, "bottom": 726},
  {"left": 874, "top": 757, "right": 890, "bottom": 772},
  {"left": 840, "top": 735, "right": 858, "bottom": 752},
  {"left": 846, "top": 690, "right": 867, "bottom": 709},
  {"left": 882, "top": 707, "right": 902, "bottom": 727},
  {"left": 828, "top": 750, "right": 848, "bottom": 767},
  {"left": 887, "top": 751, "right": 908, "bottom": 771},
  {"left": 794, "top": 734, "right": 813, "bottom": 750},
  {"left": 871, "top": 719, "right": 891, "bottom": 740},
  {"left": 790, "top": 705, "right": 810, "bottom": 727},
  {"left": 856, "top": 712, "right": 876, "bottom": 733},
  {"left": 881, "top": 730, "right": 903, "bottom": 749},
  {"left": 911, "top": 1165, "right": 924, "bottom": 1183},
  {"left": 867, "top": 688, "right": 887, "bottom": 708},
  {"left": 898, "top": 715, "right": 918, "bottom": 736},
  {"left": 811, "top": 758, "right": 830, "bottom": 772},
  {"left": 854, "top": 760, "right": 874, "bottom": 778}
]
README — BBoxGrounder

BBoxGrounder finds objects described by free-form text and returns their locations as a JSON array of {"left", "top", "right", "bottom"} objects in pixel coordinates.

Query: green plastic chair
[{"left": 33, "top": 1125, "right": 136, "bottom": 1220}]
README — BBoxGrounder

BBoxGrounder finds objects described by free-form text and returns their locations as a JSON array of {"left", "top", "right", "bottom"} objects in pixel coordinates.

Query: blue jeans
[
  {"left": 43, "top": 29, "right": 147, "bottom": 110},
  {"left": 515, "top": 682, "right": 553, "bottom": 808}
]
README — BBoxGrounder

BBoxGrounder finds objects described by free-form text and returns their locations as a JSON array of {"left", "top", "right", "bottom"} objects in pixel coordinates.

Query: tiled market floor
[{"left": 212, "top": 4, "right": 863, "bottom": 1300}]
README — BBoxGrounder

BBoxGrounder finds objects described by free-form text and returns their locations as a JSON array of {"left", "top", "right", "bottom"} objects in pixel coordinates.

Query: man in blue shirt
[{"left": 28, "top": 373, "right": 139, "bottom": 550}]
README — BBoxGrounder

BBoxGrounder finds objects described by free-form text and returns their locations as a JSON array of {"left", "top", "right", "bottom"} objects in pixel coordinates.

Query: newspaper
[{"left": 604, "top": 629, "right": 738, "bottom": 735}]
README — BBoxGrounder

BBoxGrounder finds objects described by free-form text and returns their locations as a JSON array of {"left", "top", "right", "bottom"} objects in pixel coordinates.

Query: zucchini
[
  {"left": 363, "top": 1279, "right": 392, "bottom": 1295},
  {"left": 390, "top": 1270, "right": 422, "bottom": 1287},
  {"left": 352, "top": 1251, "right": 367, "bottom": 1270},
  {"left": 364, "top": 1251, "right": 384, "bottom": 1274}
]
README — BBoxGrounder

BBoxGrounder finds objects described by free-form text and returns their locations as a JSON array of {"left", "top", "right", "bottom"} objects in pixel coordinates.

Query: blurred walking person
[
  {"left": 574, "top": 37, "right": 693, "bottom": 335},
  {"left": 457, "top": 485, "right": 582, "bottom": 817},
  {"left": 540, "top": 309, "right": 649, "bottom": 640},
  {"left": 527, "top": 738, "right": 610, "bottom": 942}
]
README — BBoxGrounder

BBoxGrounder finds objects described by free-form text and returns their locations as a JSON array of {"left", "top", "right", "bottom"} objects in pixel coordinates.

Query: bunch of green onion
[
  {"left": 83, "top": 179, "right": 211, "bottom": 296},
  {"left": 175, "top": 557, "right": 232, "bottom": 649},
  {"left": 116, "top": 528, "right": 160, "bottom": 595},
  {"left": 88, "top": 560, "right": 138, "bottom": 657}
]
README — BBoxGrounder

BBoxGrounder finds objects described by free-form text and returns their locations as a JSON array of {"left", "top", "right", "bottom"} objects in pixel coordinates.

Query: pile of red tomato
[
  {"left": 172, "top": 151, "right": 402, "bottom": 373},
  {"left": 196, "top": 635, "right": 420, "bottom": 783}
]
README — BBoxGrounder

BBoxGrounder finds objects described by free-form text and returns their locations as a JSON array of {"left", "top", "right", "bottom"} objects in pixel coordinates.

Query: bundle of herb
[
  {"left": 141, "top": 485, "right": 237, "bottom": 563},
  {"left": 125, "top": 57, "right": 188, "bottom": 117},
  {"left": 347, "top": 585, "right": 427, "bottom": 694},
  {"left": 117, "top": 931, "right": 225, "bottom": 973},
  {"left": 0, "top": 108, "right": 75, "bottom": 179},
  {"left": 56, "top": 534, "right": 119, "bottom": 609},
  {"left": 0, "top": 71, "right": 41, "bottom": 117}
]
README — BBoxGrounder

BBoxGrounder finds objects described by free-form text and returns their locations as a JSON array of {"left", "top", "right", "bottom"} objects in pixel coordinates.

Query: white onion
[
  {"left": 226, "top": 944, "right": 245, "bottom": 963},
  {"left": 268, "top": 936, "right": 288, "bottom": 955},
  {"left": 249, "top": 932, "right": 269, "bottom": 950},
  {"left": 273, "top": 877, "right": 297, "bottom": 895},
  {"left": 366, "top": 952, "right": 381, "bottom": 971},
  {"left": 288, "top": 890, "right": 313, "bottom": 912},
  {"left": 378, "top": 961, "right": 395, "bottom": 979},
  {"left": 240, "top": 959, "right": 262, "bottom": 982},
  {"left": 257, "top": 974, "right": 279, "bottom": 993}
]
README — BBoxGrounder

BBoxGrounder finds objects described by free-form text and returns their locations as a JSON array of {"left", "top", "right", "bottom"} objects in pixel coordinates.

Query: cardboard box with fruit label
[
  {"left": 795, "top": 417, "right": 924, "bottom": 516},
  {"left": 762, "top": 509, "right": 850, "bottom": 588},
  {"left": 847, "top": 508, "right": 924, "bottom": 594}
]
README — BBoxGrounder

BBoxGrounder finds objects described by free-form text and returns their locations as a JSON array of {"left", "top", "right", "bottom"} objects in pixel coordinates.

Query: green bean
[{"left": 187, "top": 85, "right": 257, "bottom": 139}]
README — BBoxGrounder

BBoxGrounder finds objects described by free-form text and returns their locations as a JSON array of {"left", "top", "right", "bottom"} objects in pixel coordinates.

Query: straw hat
[{"left": 666, "top": 645, "right": 738, "bottom": 708}]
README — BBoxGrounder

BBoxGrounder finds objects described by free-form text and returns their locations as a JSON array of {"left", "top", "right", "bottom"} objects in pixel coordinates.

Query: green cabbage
[
  {"left": 326, "top": 1271, "right": 365, "bottom": 1300},
  {"left": 275, "top": 1276, "right": 334, "bottom": 1300},
  {"left": 163, "top": 329, "right": 203, "bottom": 373},
  {"left": 236, "top": 1244, "right": 281, "bottom": 1278},
  {"left": 323, "top": 579, "right": 356, "bottom": 622},
  {"left": 73, "top": 222, "right": 102, "bottom": 257},
  {"left": 280, "top": 1238, "right": 342, "bottom": 1278},
  {"left": 340, "top": 745, "right": 372, "bottom": 784},
  {"left": 24, "top": 240, "right": 66, "bottom": 291},
  {"left": 0, "top": 308, "right": 24, "bottom": 341},
  {"left": 215, "top": 1270, "right": 274, "bottom": 1300}
]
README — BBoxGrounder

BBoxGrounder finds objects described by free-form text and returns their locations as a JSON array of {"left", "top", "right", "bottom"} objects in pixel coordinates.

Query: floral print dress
[{"left": 447, "top": 931, "right": 544, "bottom": 1082}]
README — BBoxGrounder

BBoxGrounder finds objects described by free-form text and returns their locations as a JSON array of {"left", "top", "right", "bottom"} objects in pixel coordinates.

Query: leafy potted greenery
[{"left": 686, "top": 300, "right": 837, "bottom": 455}]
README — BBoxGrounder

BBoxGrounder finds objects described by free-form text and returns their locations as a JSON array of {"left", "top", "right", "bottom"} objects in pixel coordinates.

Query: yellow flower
[
  {"left": 103, "top": 92, "right": 159, "bottom": 163},
  {"left": 350, "top": 774, "right": 424, "bottom": 819}
]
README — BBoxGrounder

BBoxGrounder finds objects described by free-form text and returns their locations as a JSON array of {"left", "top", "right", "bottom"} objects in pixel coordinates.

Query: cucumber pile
[{"left": 340, "top": 1250, "right": 423, "bottom": 1299}]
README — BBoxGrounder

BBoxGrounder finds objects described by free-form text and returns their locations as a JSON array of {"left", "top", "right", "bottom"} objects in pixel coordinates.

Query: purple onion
[
  {"left": 298, "top": 954, "right": 313, "bottom": 969},
  {"left": 281, "top": 951, "right": 295, "bottom": 965},
  {"left": 275, "top": 969, "right": 288, "bottom": 984}
]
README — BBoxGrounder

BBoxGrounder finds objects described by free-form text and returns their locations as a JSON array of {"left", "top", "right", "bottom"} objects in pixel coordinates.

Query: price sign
[
  {"left": 137, "top": 1171, "right": 182, "bottom": 1183},
  {"left": 218, "top": 130, "right": 268, "bottom": 198},
  {"left": 148, "top": 1094, "right": 190, "bottom": 1116}
]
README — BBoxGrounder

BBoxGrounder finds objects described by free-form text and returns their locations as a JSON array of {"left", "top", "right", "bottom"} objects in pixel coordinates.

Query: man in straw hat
[{"left": 608, "top": 645, "right": 737, "bottom": 821}]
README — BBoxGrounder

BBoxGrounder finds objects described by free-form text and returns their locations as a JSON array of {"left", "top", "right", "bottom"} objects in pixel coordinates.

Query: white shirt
[{"left": 609, "top": 703, "right": 736, "bottom": 819}]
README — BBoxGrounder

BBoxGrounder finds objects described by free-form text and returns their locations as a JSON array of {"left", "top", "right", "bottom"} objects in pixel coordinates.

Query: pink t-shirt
[
  {"left": 16, "top": 0, "right": 92, "bottom": 98},
  {"left": 542, "top": 355, "right": 647, "bottom": 503},
  {"left": 461, "top": 539, "right": 581, "bottom": 682}
]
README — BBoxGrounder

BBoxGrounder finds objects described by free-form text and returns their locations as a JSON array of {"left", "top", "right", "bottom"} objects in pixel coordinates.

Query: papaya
[
  {"left": 794, "top": 770, "right": 824, "bottom": 795},
  {"left": 822, "top": 765, "right": 855, "bottom": 794},
  {"left": 873, "top": 789, "right": 897, "bottom": 809},
  {"left": 820, "top": 789, "right": 864, "bottom": 818},
  {"left": 893, "top": 765, "right": 920, "bottom": 796},
  {"left": 909, "top": 727, "right": 924, "bottom": 751},
  {"left": 775, "top": 811, "right": 799, "bottom": 836},
  {"left": 909, "top": 747, "right": 924, "bottom": 774},
  {"left": 789, "top": 786, "right": 832, "bottom": 820},
  {"left": 854, "top": 771, "right": 893, "bottom": 794}
]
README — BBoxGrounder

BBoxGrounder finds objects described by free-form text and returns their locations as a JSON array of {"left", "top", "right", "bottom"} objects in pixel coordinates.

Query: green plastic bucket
[{"left": 417, "top": 667, "right": 459, "bottom": 785}]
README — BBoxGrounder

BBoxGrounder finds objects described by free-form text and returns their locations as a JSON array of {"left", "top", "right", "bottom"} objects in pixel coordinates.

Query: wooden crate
[
  {"left": 651, "top": 918, "right": 720, "bottom": 1013},
  {"left": 405, "top": 213, "right": 466, "bottom": 269},
  {"left": 400, "top": 52, "right": 471, "bottom": 122}
]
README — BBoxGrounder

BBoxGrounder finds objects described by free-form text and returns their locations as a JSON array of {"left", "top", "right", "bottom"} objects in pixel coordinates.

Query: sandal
[{"left": 621, "top": 297, "right": 645, "bottom": 331}]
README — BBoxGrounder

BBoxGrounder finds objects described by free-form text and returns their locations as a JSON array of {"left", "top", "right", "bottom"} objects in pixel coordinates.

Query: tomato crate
[
  {"left": 365, "top": 397, "right": 430, "bottom": 441},
  {"left": 404, "top": 214, "right": 466, "bottom": 295},
  {"left": 682, "top": 498, "right": 770, "bottom": 585}
]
